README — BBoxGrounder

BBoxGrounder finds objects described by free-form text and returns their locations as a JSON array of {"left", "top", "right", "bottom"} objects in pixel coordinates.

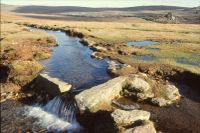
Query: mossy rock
[{"left": 10, "top": 60, "right": 43, "bottom": 86}]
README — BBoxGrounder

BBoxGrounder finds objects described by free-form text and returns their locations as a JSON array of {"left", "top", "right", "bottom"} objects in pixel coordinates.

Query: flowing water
[
  {"left": 22, "top": 28, "right": 112, "bottom": 132},
  {"left": 30, "top": 28, "right": 111, "bottom": 90},
  {"left": 24, "top": 97, "right": 82, "bottom": 132}
]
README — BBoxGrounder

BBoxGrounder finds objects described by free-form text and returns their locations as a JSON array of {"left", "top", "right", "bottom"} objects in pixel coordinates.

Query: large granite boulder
[
  {"left": 165, "top": 84, "right": 181, "bottom": 101},
  {"left": 33, "top": 73, "right": 72, "bottom": 96},
  {"left": 111, "top": 109, "right": 150, "bottom": 126},
  {"left": 121, "top": 74, "right": 180, "bottom": 106},
  {"left": 122, "top": 75, "right": 154, "bottom": 101},
  {"left": 128, "top": 76, "right": 150, "bottom": 92},
  {"left": 151, "top": 84, "right": 181, "bottom": 106},
  {"left": 124, "top": 121, "right": 157, "bottom": 133},
  {"left": 75, "top": 77, "right": 127, "bottom": 113}
]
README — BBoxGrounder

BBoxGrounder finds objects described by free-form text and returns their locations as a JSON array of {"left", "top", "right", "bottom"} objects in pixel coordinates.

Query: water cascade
[{"left": 24, "top": 96, "right": 82, "bottom": 132}]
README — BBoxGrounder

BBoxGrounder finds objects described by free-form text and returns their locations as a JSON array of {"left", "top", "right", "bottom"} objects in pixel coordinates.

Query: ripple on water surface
[{"left": 30, "top": 28, "right": 111, "bottom": 90}]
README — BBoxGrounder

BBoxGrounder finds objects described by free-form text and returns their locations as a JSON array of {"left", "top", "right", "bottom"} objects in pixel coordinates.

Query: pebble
[
  {"left": 1, "top": 99, "right": 6, "bottom": 102},
  {"left": 1, "top": 92, "right": 7, "bottom": 96},
  {"left": 6, "top": 94, "right": 13, "bottom": 99}
]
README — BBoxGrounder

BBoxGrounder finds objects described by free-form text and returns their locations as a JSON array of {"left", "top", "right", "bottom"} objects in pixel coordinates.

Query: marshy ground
[{"left": 1, "top": 4, "right": 200, "bottom": 133}]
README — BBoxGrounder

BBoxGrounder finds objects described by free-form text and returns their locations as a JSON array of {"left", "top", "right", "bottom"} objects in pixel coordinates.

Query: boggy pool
[{"left": 128, "top": 41, "right": 158, "bottom": 47}]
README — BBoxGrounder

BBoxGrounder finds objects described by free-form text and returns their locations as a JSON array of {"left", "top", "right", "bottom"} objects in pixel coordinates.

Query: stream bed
[
  {"left": 11, "top": 28, "right": 112, "bottom": 132},
  {"left": 30, "top": 28, "right": 111, "bottom": 90},
  {"left": 2, "top": 28, "right": 200, "bottom": 133}
]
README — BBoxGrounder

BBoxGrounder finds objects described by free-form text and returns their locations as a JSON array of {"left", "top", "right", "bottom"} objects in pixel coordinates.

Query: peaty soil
[{"left": 117, "top": 83, "right": 200, "bottom": 133}]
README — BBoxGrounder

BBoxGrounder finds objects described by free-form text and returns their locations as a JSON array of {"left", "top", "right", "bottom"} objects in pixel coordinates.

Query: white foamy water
[{"left": 23, "top": 97, "right": 82, "bottom": 133}]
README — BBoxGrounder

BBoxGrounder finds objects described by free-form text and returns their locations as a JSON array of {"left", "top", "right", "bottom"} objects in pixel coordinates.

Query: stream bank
[{"left": 1, "top": 22, "right": 200, "bottom": 133}]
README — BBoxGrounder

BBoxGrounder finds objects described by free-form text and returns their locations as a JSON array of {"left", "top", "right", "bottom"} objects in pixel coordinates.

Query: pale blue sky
[{"left": 1, "top": 0, "right": 199, "bottom": 7}]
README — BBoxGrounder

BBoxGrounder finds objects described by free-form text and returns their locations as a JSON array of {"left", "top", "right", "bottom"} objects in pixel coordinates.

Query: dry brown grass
[
  {"left": 1, "top": 23, "right": 56, "bottom": 63},
  {"left": 1, "top": 12, "right": 200, "bottom": 43},
  {"left": 1, "top": 12, "right": 200, "bottom": 74},
  {"left": 0, "top": 21, "right": 57, "bottom": 86}
]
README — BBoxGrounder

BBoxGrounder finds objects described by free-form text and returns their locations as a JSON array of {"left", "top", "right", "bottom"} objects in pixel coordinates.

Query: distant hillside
[
  {"left": 1, "top": 4, "right": 188, "bottom": 14},
  {"left": 125, "top": 6, "right": 188, "bottom": 11},
  {"left": 184, "top": 6, "right": 200, "bottom": 11},
  {"left": 1, "top": 4, "right": 198, "bottom": 24},
  {"left": 0, "top": 4, "right": 19, "bottom": 12}
]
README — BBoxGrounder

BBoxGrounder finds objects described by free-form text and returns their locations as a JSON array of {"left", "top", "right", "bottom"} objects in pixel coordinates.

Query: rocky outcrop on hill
[
  {"left": 155, "top": 12, "right": 178, "bottom": 23},
  {"left": 164, "top": 12, "right": 176, "bottom": 21}
]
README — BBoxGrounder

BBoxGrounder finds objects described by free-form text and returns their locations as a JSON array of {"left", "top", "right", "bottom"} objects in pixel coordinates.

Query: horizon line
[{"left": 1, "top": 3, "right": 195, "bottom": 8}]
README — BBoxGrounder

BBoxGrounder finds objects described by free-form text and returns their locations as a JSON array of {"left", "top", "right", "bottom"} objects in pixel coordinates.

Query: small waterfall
[{"left": 23, "top": 96, "right": 82, "bottom": 133}]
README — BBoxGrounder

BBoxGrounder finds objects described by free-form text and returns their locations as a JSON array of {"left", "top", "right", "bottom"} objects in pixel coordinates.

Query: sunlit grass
[{"left": 1, "top": 12, "right": 200, "bottom": 74}]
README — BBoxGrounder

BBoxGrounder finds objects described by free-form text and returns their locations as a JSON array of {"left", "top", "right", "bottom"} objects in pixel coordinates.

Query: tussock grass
[
  {"left": 10, "top": 60, "right": 43, "bottom": 86},
  {"left": 1, "top": 12, "right": 200, "bottom": 74},
  {"left": 1, "top": 22, "right": 56, "bottom": 86}
]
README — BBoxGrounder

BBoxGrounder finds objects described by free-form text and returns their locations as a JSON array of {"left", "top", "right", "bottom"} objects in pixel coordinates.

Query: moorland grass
[{"left": 1, "top": 12, "right": 200, "bottom": 74}]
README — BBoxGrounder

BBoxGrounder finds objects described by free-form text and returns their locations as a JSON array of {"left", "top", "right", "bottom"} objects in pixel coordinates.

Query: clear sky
[{"left": 1, "top": 0, "right": 200, "bottom": 7}]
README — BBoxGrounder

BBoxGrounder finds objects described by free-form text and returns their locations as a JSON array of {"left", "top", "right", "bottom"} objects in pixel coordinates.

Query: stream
[
  {"left": 2, "top": 27, "right": 200, "bottom": 133},
  {"left": 21, "top": 28, "right": 112, "bottom": 132},
  {"left": 30, "top": 28, "right": 111, "bottom": 90}
]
